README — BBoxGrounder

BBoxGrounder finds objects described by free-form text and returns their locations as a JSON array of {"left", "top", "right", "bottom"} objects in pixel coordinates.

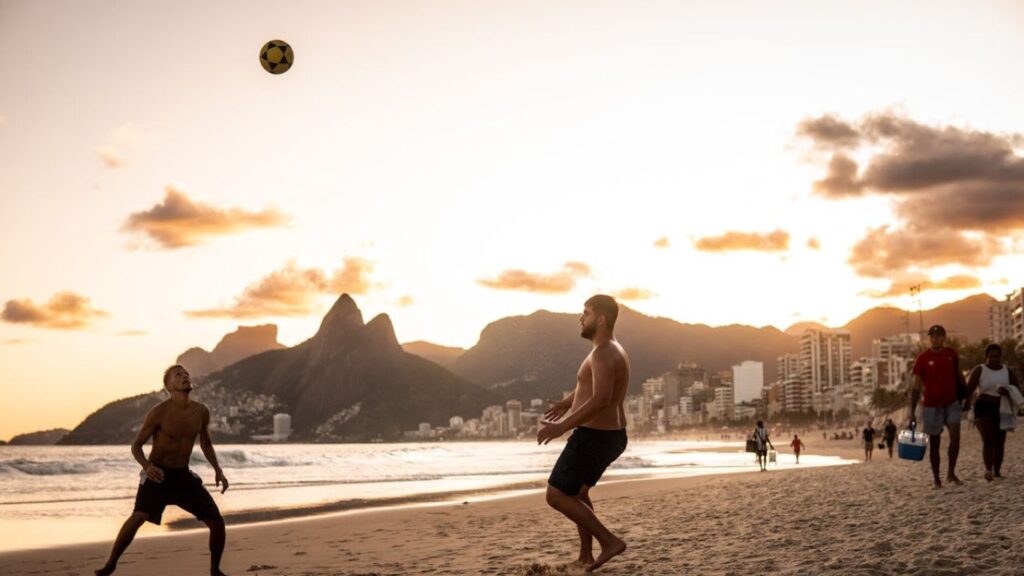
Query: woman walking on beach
[
  {"left": 965, "top": 344, "right": 1022, "bottom": 481},
  {"left": 751, "top": 421, "right": 774, "bottom": 471}
]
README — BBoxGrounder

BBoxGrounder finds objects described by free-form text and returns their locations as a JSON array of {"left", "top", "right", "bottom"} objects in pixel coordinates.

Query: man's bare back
[{"left": 569, "top": 342, "right": 630, "bottom": 430}]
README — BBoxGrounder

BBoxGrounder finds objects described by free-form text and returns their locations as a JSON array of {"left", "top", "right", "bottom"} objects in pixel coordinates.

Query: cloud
[
  {"left": 478, "top": 262, "right": 592, "bottom": 294},
  {"left": 654, "top": 237, "right": 670, "bottom": 249},
  {"left": 694, "top": 230, "right": 790, "bottom": 252},
  {"left": 1, "top": 292, "right": 108, "bottom": 330},
  {"left": 187, "top": 258, "right": 375, "bottom": 319},
  {"left": 863, "top": 274, "right": 983, "bottom": 298},
  {"left": 116, "top": 330, "right": 148, "bottom": 337},
  {"left": 848, "top": 226, "right": 1000, "bottom": 278},
  {"left": 123, "top": 187, "right": 290, "bottom": 249},
  {"left": 611, "top": 287, "right": 655, "bottom": 301},
  {"left": 397, "top": 295, "right": 415, "bottom": 308},
  {"left": 807, "top": 237, "right": 821, "bottom": 250},
  {"left": 796, "top": 115, "right": 862, "bottom": 150},
  {"left": 97, "top": 146, "right": 126, "bottom": 168},
  {"left": 798, "top": 112, "right": 1024, "bottom": 276},
  {"left": 2, "top": 338, "right": 30, "bottom": 346}
]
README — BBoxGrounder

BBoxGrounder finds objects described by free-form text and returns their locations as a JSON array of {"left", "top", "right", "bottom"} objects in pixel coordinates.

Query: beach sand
[{"left": 5, "top": 433, "right": 1023, "bottom": 576}]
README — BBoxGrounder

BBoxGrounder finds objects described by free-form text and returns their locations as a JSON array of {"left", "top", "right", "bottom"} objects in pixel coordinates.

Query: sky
[{"left": 2, "top": 0, "right": 1024, "bottom": 439}]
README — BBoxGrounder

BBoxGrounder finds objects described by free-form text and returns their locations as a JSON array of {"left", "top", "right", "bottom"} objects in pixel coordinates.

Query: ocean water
[{"left": 0, "top": 440, "right": 850, "bottom": 552}]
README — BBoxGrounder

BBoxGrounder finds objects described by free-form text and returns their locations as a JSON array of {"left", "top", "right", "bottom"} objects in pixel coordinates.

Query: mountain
[
  {"left": 839, "top": 294, "right": 994, "bottom": 358},
  {"left": 8, "top": 428, "right": 70, "bottom": 445},
  {"left": 203, "top": 295, "right": 498, "bottom": 440},
  {"left": 61, "top": 295, "right": 498, "bottom": 444},
  {"left": 177, "top": 324, "right": 285, "bottom": 377},
  {"left": 784, "top": 321, "right": 828, "bottom": 336},
  {"left": 401, "top": 341, "right": 465, "bottom": 368},
  {"left": 451, "top": 307, "right": 798, "bottom": 401}
]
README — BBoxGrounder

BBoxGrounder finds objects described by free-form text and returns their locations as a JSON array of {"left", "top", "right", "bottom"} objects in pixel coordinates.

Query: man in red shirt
[{"left": 907, "top": 325, "right": 967, "bottom": 488}]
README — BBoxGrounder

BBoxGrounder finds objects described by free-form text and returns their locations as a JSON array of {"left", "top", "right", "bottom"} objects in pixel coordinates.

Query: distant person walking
[
  {"left": 907, "top": 325, "right": 967, "bottom": 488},
  {"left": 538, "top": 295, "right": 629, "bottom": 572},
  {"left": 965, "top": 343, "right": 1022, "bottom": 481},
  {"left": 862, "top": 422, "right": 876, "bottom": 462},
  {"left": 883, "top": 418, "right": 897, "bottom": 459},
  {"left": 790, "top": 434, "right": 805, "bottom": 464},
  {"left": 751, "top": 421, "right": 774, "bottom": 471},
  {"left": 94, "top": 365, "right": 229, "bottom": 576}
]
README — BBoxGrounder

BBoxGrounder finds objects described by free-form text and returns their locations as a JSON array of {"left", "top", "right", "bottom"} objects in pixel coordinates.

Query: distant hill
[
  {"left": 177, "top": 324, "right": 285, "bottom": 377},
  {"left": 784, "top": 321, "right": 829, "bottom": 336},
  {"left": 9, "top": 428, "right": 70, "bottom": 445},
  {"left": 401, "top": 341, "right": 465, "bottom": 368},
  {"left": 451, "top": 307, "right": 798, "bottom": 401},
  {"left": 60, "top": 393, "right": 164, "bottom": 445},
  {"left": 839, "top": 294, "right": 994, "bottom": 358}
]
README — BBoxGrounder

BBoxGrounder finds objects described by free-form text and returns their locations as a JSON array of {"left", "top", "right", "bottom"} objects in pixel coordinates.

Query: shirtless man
[
  {"left": 538, "top": 295, "right": 630, "bottom": 573},
  {"left": 95, "top": 365, "right": 230, "bottom": 576}
]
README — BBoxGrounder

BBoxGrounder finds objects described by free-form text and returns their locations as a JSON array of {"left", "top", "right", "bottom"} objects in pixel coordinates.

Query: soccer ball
[{"left": 260, "top": 40, "right": 293, "bottom": 74}]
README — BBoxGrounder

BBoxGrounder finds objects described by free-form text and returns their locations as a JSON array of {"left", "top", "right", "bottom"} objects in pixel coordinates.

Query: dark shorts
[
  {"left": 975, "top": 395, "right": 1001, "bottom": 420},
  {"left": 548, "top": 427, "right": 627, "bottom": 497},
  {"left": 134, "top": 467, "right": 222, "bottom": 525}
]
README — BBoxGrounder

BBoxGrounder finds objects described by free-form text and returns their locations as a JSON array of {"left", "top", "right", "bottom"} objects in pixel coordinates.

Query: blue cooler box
[{"left": 897, "top": 429, "right": 927, "bottom": 461}]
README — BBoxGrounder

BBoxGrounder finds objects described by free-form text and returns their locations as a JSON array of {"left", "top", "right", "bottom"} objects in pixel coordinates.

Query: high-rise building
[
  {"left": 676, "top": 363, "right": 707, "bottom": 388},
  {"left": 506, "top": 400, "right": 523, "bottom": 431},
  {"left": 712, "top": 386, "right": 735, "bottom": 421},
  {"left": 872, "top": 333, "right": 920, "bottom": 389},
  {"left": 782, "top": 378, "right": 811, "bottom": 413},
  {"left": 799, "top": 329, "right": 852, "bottom": 412},
  {"left": 732, "top": 361, "right": 764, "bottom": 404},
  {"left": 777, "top": 353, "right": 800, "bottom": 381},
  {"left": 990, "top": 296, "right": 1016, "bottom": 343},
  {"left": 273, "top": 413, "right": 291, "bottom": 441}
]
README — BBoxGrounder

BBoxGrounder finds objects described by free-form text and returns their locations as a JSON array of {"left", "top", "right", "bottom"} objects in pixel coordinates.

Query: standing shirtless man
[
  {"left": 538, "top": 295, "right": 630, "bottom": 573},
  {"left": 95, "top": 365, "right": 230, "bottom": 576}
]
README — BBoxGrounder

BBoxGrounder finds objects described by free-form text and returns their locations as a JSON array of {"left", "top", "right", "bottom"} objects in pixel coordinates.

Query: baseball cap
[{"left": 927, "top": 325, "right": 946, "bottom": 336}]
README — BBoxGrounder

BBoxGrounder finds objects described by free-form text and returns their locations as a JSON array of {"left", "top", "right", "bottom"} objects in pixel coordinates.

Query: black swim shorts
[
  {"left": 133, "top": 467, "right": 222, "bottom": 525},
  {"left": 548, "top": 427, "right": 628, "bottom": 496}
]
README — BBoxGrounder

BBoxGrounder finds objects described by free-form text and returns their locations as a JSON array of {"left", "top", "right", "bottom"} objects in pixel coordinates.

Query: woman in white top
[{"left": 966, "top": 343, "right": 1021, "bottom": 481}]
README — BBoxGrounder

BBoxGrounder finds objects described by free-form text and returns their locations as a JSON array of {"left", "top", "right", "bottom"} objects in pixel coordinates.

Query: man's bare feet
[
  {"left": 985, "top": 471, "right": 995, "bottom": 482},
  {"left": 575, "top": 555, "right": 596, "bottom": 567},
  {"left": 95, "top": 564, "right": 116, "bottom": 576},
  {"left": 211, "top": 570, "right": 228, "bottom": 576},
  {"left": 932, "top": 479, "right": 942, "bottom": 489},
  {"left": 586, "top": 539, "right": 626, "bottom": 572},
  {"left": 946, "top": 474, "right": 962, "bottom": 485}
]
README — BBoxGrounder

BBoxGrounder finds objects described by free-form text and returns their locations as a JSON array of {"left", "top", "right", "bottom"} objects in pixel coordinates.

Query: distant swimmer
[
  {"left": 538, "top": 295, "right": 629, "bottom": 572},
  {"left": 95, "top": 365, "right": 230, "bottom": 576}
]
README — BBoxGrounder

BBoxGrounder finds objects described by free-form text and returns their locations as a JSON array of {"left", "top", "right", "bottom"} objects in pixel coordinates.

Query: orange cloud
[
  {"left": 123, "top": 187, "right": 290, "bottom": 249},
  {"left": 807, "top": 237, "right": 821, "bottom": 250},
  {"left": 187, "top": 258, "right": 375, "bottom": 319},
  {"left": 1, "top": 292, "right": 108, "bottom": 330},
  {"left": 654, "top": 237, "right": 670, "bottom": 249},
  {"left": 694, "top": 230, "right": 790, "bottom": 252},
  {"left": 478, "top": 262, "right": 591, "bottom": 294},
  {"left": 97, "top": 146, "right": 126, "bottom": 168},
  {"left": 611, "top": 287, "right": 655, "bottom": 301},
  {"left": 2, "top": 338, "right": 31, "bottom": 345},
  {"left": 397, "top": 295, "right": 415, "bottom": 307},
  {"left": 863, "top": 274, "right": 983, "bottom": 298},
  {"left": 848, "top": 226, "right": 1000, "bottom": 278}
]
